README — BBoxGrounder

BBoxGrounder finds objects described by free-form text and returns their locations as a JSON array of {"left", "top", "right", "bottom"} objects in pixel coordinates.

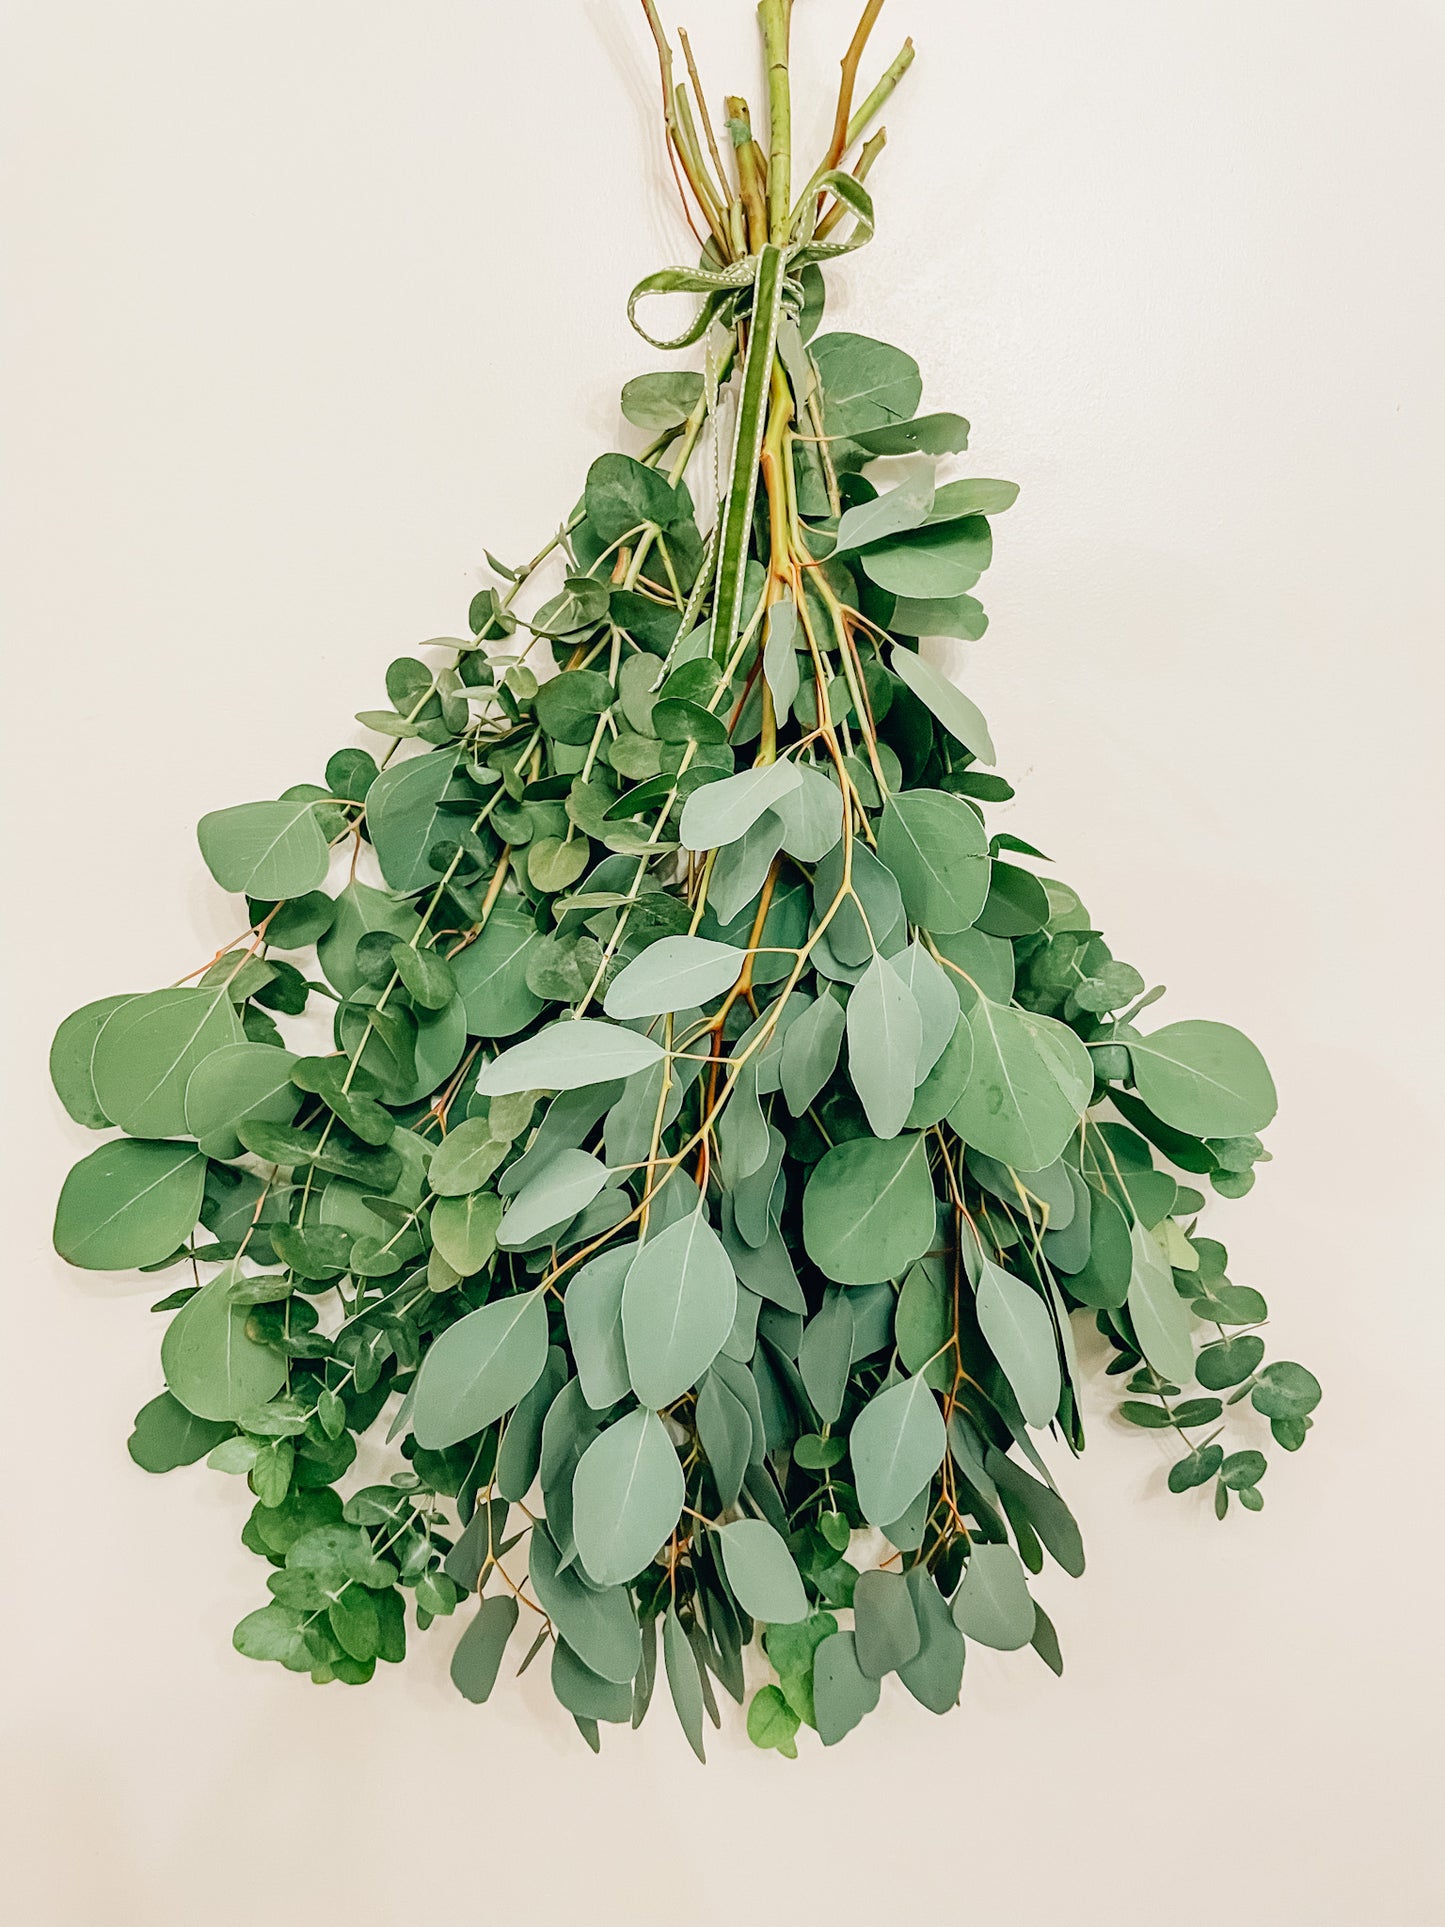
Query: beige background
[{"left": 4, "top": 2, "right": 1443, "bottom": 1921}]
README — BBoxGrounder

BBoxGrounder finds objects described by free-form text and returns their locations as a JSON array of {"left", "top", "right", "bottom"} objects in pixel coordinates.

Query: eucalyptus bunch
[{"left": 49, "top": 0, "right": 1318, "bottom": 1759}]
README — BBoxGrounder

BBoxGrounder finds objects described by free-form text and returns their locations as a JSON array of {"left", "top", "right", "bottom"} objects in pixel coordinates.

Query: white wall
[{"left": 3, "top": 3, "right": 1442, "bottom": 1922}]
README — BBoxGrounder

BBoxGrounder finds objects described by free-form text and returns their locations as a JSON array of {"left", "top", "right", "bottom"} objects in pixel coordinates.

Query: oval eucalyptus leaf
[
  {"left": 1129, "top": 1020, "right": 1277, "bottom": 1138},
  {"left": 948, "top": 996, "right": 1092, "bottom": 1171},
  {"left": 496, "top": 1150, "right": 609, "bottom": 1249},
  {"left": 428, "top": 1117, "right": 508, "bottom": 1197},
  {"left": 850, "top": 1374, "right": 946, "bottom": 1527},
  {"left": 678, "top": 760, "right": 802, "bottom": 854},
  {"left": 975, "top": 1258, "right": 1062, "bottom": 1429},
  {"left": 197, "top": 798, "right": 330, "bottom": 900},
  {"left": 564, "top": 1243, "right": 637, "bottom": 1410},
  {"left": 528, "top": 1525, "right": 642, "bottom": 1684},
  {"left": 812, "top": 1630, "right": 881, "bottom": 1745},
  {"left": 49, "top": 994, "right": 135, "bottom": 1128},
  {"left": 161, "top": 1264, "right": 288, "bottom": 1421},
  {"left": 410, "top": 1289, "right": 548, "bottom": 1449},
  {"left": 450, "top": 1594, "right": 519, "bottom": 1704},
  {"left": 802, "top": 1134, "right": 935, "bottom": 1287},
  {"left": 429, "top": 1189, "right": 503, "bottom": 1277},
  {"left": 127, "top": 1391, "right": 234, "bottom": 1473},
  {"left": 183, "top": 1042, "right": 300, "bottom": 1160},
  {"left": 621, "top": 1211, "right": 738, "bottom": 1409},
  {"left": 572, "top": 1406, "right": 684, "bottom": 1588},
  {"left": 475, "top": 1018, "right": 665, "bottom": 1095},
  {"left": 603, "top": 936, "right": 745, "bottom": 1021},
  {"left": 846, "top": 954, "right": 922, "bottom": 1139},
  {"left": 53, "top": 1139, "right": 205, "bottom": 1271},
  {"left": 876, "top": 788, "right": 990, "bottom": 935},
  {"left": 364, "top": 749, "right": 462, "bottom": 895},
  {"left": 888, "top": 644, "right": 995, "bottom": 763},
  {"left": 91, "top": 987, "right": 243, "bottom": 1139},
  {"left": 1127, "top": 1222, "right": 1196, "bottom": 1386},
  {"left": 950, "top": 1542, "right": 1035, "bottom": 1650},
  {"left": 715, "top": 1518, "right": 809, "bottom": 1625}
]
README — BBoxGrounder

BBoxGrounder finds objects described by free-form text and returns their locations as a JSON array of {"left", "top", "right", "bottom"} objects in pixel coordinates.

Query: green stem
[{"left": 758, "top": 0, "right": 792, "bottom": 241}]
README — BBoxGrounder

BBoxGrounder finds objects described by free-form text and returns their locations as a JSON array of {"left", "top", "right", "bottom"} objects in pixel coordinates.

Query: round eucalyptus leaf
[
  {"left": 197, "top": 798, "right": 330, "bottom": 900},
  {"left": 876, "top": 788, "right": 990, "bottom": 934},
  {"left": 160, "top": 1265, "right": 288, "bottom": 1421},
  {"left": 49, "top": 994, "right": 136, "bottom": 1128},
  {"left": 91, "top": 987, "right": 243, "bottom": 1140},
  {"left": 54, "top": 1138, "right": 206, "bottom": 1271},
  {"left": 183, "top": 1042, "right": 300, "bottom": 1160},
  {"left": 1129, "top": 1020, "right": 1277, "bottom": 1139},
  {"left": 803, "top": 1134, "right": 935, "bottom": 1286}
]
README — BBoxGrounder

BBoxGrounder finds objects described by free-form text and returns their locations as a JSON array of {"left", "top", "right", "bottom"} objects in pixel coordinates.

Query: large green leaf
[
  {"left": 802, "top": 1134, "right": 935, "bottom": 1286},
  {"left": 812, "top": 1630, "right": 881, "bottom": 1745},
  {"left": 427, "top": 1118, "right": 508, "bottom": 1197},
  {"left": 564, "top": 1244, "right": 635, "bottom": 1409},
  {"left": 183, "top": 1042, "right": 299, "bottom": 1160},
  {"left": 948, "top": 996, "right": 1092, "bottom": 1170},
  {"left": 316, "top": 881, "right": 418, "bottom": 998},
  {"left": 771, "top": 763, "right": 843, "bottom": 862},
  {"left": 410, "top": 1289, "right": 548, "bottom": 1449},
  {"left": 897, "top": 1568, "right": 966, "bottom": 1713},
  {"left": 812, "top": 332, "right": 922, "bottom": 435},
  {"left": 950, "top": 1542, "right": 1035, "bottom": 1649},
  {"left": 863, "top": 518, "right": 991, "bottom": 599},
  {"left": 780, "top": 990, "right": 846, "bottom": 1117},
  {"left": 834, "top": 470, "right": 935, "bottom": 553},
  {"left": 363, "top": 748, "right": 463, "bottom": 895},
  {"left": 1129, "top": 1020, "right": 1277, "bottom": 1137},
  {"left": 53, "top": 1138, "right": 205, "bottom": 1271},
  {"left": 449, "top": 1595, "right": 519, "bottom": 1704},
  {"left": 846, "top": 954, "right": 922, "bottom": 1138},
  {"left": 450, "top": 900, "right": 545, "bottom": 1039},
  {"left": 852, "top": 1568, "right": 922, "bottom": 1678},
  {"left": 850, "top": 412, "right": 972, "bottom": 458},
  {"left": 160, "top": 1263, "right": 287, "bottom": 1421},
  {"left": 196, "top": 798, "right": 330, "bottom": 900},
  {"left": 603, "top": 936, "right": 744, "bottom": 1020},
  {"left": 974, "top": 1257, "right": 1061, "bottom": 1428},
  {"left": 850, "top": 1374, "right": 946, "bottom": 1526},
  {"left": 876, "top": 788, "right": 990, "bottom": 933},
  {"left": 888, "top": 644, "right": 995, "bottom": 763},
  {"left": 620, "top": 369, "right": 704, "bottom": 431},
  {"left": 49, "top": 994, "right": 135, "bottom": 1128},
  {"left": 1127, "top": 1222, "right": 1196, "bottom": 1384},
  {"left": 528, "top": 1524, "right": 642, "bottom": 1684},
  {"left": 678, "top": 761, "right": 801, "bottom": 854},
  {"left": 621, "top": 1212, "right": 738, "bottom": 1408},
  {"left": 430, "top": 1189, "right": 503, "bottom": 1274},
  {"left": 476, "top": 1018, "right": 665, "bottom": 1095},
  {"left": 91, "top": 987, "right": 243, "bottom": 1139},
  {"left": 571, "top": 1406, "right": 684, "bottom": 1587},
  {"left": 715, "top": 1518, "right": 809, "bottom": 1624},
  {"left": 497, "top": 1151, "right": 609, "bottom": 1249},
  {"left": 127, "top": 1391, "right": 233, "bottom": 1473}
]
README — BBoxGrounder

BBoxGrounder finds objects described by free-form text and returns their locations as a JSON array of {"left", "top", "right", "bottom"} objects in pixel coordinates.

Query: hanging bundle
[{"left": 49, "top": 0, "right": 1318, "bottom": 1758}]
